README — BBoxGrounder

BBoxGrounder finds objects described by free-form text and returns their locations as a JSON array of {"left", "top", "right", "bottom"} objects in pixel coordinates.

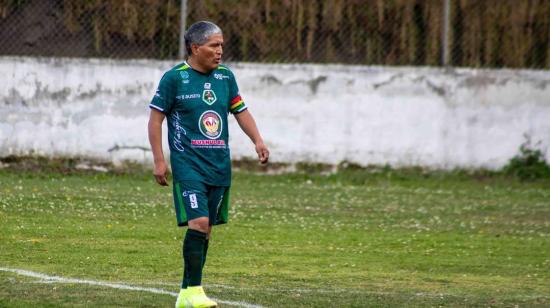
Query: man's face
[{"left": 193, "top": 33, "right": 223, "bottom": 72}]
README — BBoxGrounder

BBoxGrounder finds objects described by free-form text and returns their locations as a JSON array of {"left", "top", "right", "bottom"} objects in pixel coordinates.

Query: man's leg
[
  {"left": 185, "top": 218, "right": 209, "bottom": 286},
  {"left": 201, "top": 186, "right": 227, "bottom": 271},
  {"left": 183, "top": 224, "right": 211, "bottom": 289},
  {"left": 203, "top": 226, "right": 212, "bottom": 270},
  {"left": 177, "top": 219, "right": 217, "bottom": 307},
  {"left": 175, "top": 181, "right": 217, "bottom": 307}
]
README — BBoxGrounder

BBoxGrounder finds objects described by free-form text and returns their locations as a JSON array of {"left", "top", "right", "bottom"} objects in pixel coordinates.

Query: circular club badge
[{"left": 198, "top": 110, "right": 223, "bottom": 139}]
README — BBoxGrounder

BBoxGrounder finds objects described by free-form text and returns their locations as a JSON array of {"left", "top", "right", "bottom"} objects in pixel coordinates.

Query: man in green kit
[{"left": 148, "top": 21, "right": 269, "bottom": 308}]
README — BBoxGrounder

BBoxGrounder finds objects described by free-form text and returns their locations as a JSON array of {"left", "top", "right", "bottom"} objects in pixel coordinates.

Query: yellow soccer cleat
[{"left": 175, "top": 286, "right": 217, "bottom": 308}]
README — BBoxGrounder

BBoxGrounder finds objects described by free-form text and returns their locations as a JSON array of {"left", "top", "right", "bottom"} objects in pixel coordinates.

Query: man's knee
[{"left": 188, "top": 217, "right": 209, "bottom": 233}]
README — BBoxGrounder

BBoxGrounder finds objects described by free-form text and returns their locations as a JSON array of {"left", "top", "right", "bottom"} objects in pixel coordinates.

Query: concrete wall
[{"left": 1, "top": 56, "right": 549, "bottom": 169}]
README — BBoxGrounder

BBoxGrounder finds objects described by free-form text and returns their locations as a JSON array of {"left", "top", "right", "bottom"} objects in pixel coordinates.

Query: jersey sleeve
[
  {"left": 227, "top": 70, "right": 248, "bottom": 114},
  {"left": 149, "top": 71, "right": 176, "bottom": 114}
]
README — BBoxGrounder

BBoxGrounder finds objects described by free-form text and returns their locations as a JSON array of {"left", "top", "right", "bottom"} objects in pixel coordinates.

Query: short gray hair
[{"left": 184, "top": 21, "right": 222, "bottom": 56}]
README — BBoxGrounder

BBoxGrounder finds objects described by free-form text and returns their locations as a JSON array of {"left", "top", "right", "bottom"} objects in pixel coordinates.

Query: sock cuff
[{"left": 186, "top": 229, "right": 207, "bottom": 240}]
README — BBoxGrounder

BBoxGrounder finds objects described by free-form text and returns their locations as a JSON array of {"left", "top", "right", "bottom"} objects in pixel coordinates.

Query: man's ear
[{"left": 191, "top": 43, "right": 200, "bottom": 55}]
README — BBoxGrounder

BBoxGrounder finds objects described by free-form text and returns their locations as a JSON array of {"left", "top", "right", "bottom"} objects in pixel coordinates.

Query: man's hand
[
  {"left": 234, "top": 110, "right": 269, "bottom": 164},
  {"left": 153, "top": 160, "right": 168, "bottom": 186},
  {"left": 255, "top": 141, "right": 269, "bottom": 164}
]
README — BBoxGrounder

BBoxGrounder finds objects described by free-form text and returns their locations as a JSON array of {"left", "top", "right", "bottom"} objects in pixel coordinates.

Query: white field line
[
  {"left": 114, "top": 281, "right": 550, "bottom": 300},
  {"left": 0, "top": 267, "right": 265, "bottom": 308}
]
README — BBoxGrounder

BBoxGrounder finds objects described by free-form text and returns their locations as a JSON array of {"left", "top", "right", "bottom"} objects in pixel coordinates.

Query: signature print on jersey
[{"left": 198, "top": 110, "right": 222, "bottom": 139}]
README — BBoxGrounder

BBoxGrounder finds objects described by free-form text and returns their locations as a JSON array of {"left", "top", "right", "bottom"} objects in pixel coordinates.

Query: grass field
[{"left": 0, "top": 165, "right": 549, "bottom": 307}]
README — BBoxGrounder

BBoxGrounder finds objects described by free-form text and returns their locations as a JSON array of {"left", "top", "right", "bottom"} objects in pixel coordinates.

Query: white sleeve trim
[
  {"left": 149, "top": 104, "right": 164, "bottom": 112},
  {"left": 233, "top": 106, "right": 248, "bottom": 114}
]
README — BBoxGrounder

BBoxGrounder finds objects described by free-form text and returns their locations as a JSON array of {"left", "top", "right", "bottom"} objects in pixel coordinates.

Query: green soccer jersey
[{"left": 149, "top": 61, "right": 247, "bottom": 186}]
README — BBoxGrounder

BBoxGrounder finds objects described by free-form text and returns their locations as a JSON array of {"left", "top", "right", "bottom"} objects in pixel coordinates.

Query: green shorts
[{"left": 173, "top": 180, "right": 230, "bottom": 227}]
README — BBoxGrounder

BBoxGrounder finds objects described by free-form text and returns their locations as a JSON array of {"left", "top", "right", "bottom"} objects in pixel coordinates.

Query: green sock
[
  {"left": 202, "top": 239, "right": 209, "bottom": 269},
  {"left": 181, "top": 239, "right": 209, "bottom": 288},
  {"left": 181, "top": 252, "right": 189, "bottom": 289},
  {"left": 182, "top": 229, "right": 207, "bottom": 288}
]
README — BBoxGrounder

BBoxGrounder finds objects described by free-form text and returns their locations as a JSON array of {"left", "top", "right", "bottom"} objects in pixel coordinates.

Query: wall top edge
[{"left": 1, "top": 56, "right": 549, "bottom": 76}]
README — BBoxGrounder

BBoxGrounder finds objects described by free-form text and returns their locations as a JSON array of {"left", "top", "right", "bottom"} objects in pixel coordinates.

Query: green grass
[{"left": 0, "top": 167, "right": 549, "bottom": 307}]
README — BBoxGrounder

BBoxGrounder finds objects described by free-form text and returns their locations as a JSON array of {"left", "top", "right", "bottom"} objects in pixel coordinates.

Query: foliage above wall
[{"left": 0, "top": 0, "right": 548, "bottom": 68}]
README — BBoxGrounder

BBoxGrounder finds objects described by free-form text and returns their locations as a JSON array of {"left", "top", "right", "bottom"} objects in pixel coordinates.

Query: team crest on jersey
[
  {"left": 202, "top": 89, "right": 217, "bottom": 105},
  {"left": 198, "top": 110, "right": 222, "bottom": 139}
]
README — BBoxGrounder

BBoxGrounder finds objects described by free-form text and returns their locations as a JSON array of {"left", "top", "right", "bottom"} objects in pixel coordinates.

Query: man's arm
[
  {"left": 234, "top": 109, "right": 269, "bottom": 164},
  {"left": 148, "top": 109, "right": 169, "bottom": 186}
]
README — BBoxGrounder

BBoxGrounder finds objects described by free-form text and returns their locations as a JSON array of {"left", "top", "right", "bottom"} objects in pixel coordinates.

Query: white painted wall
[{"left": 1, "top": 56, "right": 549, "bottom": 169}]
